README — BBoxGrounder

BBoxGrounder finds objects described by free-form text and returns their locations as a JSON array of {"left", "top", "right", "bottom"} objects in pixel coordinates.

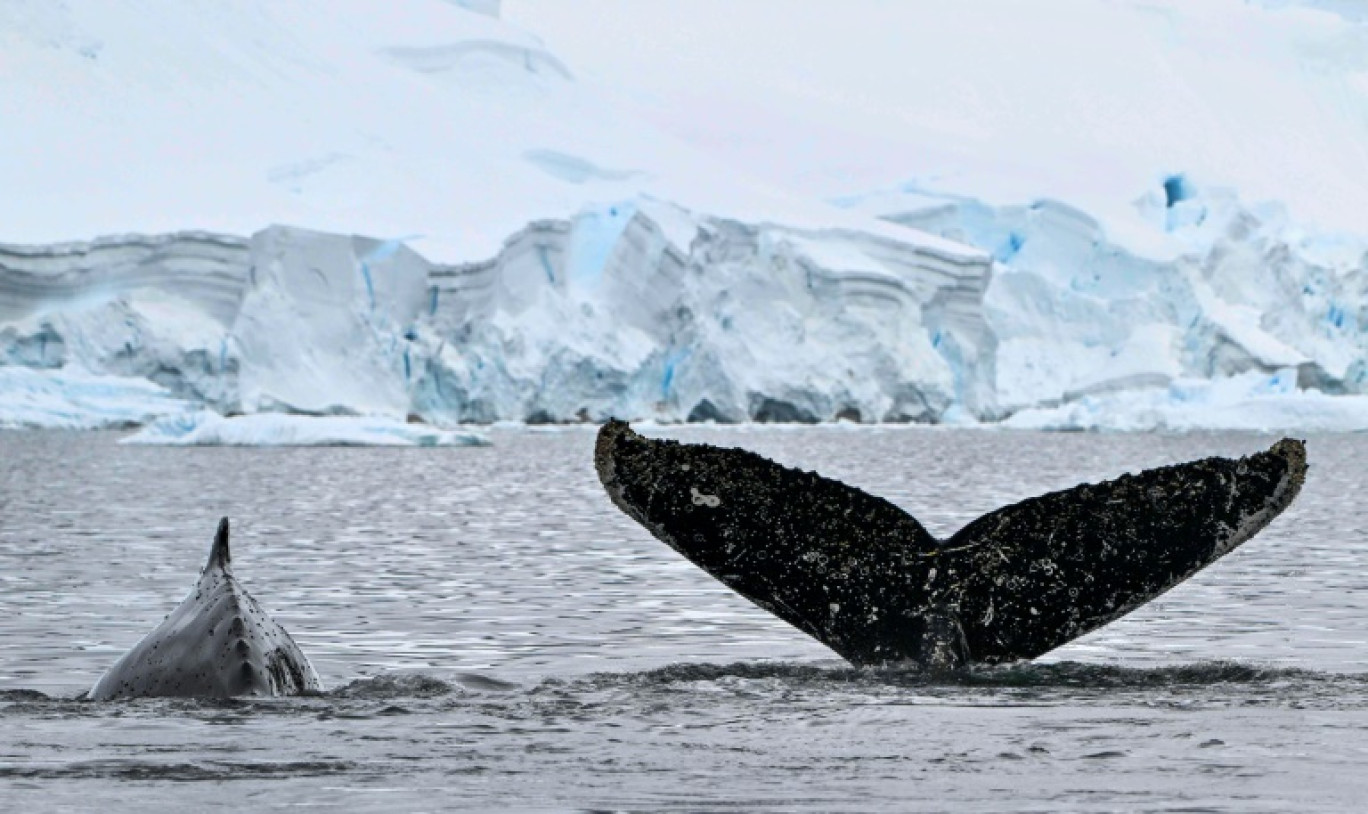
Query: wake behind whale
[
  {"left": 88, "top": 518, "right": 321, "bottom": 700},
  {"left": 595, "top": 420, "right": 1307, "bottom": 669}
]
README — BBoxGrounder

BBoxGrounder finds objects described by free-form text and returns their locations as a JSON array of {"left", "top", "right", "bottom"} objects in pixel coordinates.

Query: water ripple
[{"left": 4, "top": 427, "right": 1368, "bottom": 810}]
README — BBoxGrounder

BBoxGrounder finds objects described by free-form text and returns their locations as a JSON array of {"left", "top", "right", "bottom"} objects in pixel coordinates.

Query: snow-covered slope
[
  {"left": 2, "top": 0, "right": 1367, "bottom": 430},
  {"left": 2, "top": 0, "right": 579, "bottom": 258},
  {"left": 0, "top": 0, "right": 916, "bottom": 261},
  {"left": 513, "top": 0, "right": 1368, "bottom": 242}
]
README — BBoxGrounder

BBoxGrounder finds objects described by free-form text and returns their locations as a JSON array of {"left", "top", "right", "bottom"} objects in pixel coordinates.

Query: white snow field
[{"left": 2, "top": 0, "right": 1366, "bottom": 431}]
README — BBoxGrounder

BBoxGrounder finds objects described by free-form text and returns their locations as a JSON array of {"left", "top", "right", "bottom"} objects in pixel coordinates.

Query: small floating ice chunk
[
  {"left": 0, "top": 366, "right": 192, "bottom": 430},
  {"left": 1003, "top": 371, "right": 1368, "bottom": 433},
  {"left": 122, "top": 411, "right": 490, "bottom": 447}
]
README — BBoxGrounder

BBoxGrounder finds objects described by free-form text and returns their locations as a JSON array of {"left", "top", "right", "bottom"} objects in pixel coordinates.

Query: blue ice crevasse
[{"left": 566, "top": 201, "right": 636, "bottom": 289}]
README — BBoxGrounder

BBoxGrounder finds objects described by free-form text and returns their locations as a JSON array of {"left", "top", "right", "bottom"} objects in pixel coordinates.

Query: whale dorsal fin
[
  {"left": 206, "top": 517, "right": 233, "bottom": 573},
  {"left": 87, "top": 513, "right": 323, "bottom": 699}
]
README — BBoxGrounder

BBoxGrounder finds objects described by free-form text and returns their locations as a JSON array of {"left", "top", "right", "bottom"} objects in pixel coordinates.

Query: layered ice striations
[
  {"left": 0, "top": 203, "right": 996, "bottom": 427},
  {"left": 0, "top": 233, "right": 249, "bottom": 400},
  {"left": 5, "top": 183, "right": 1368, "bottom": 430},
  {"left": 416, "top": 200, "right": 995, "bottom": 425},
  {"left": 881, "top": 184, "right": 1368, "bottom": 429},
  {"left": 7, "top": 183, "right": 1368, "bottom": 431}
]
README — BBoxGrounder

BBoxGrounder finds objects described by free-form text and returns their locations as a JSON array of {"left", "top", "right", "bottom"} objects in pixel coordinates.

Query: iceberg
[
  {"left": 1003, "top": 371, "right": 1368, "bottom": 433},
  {"left": 123, "top": 411, "right": 489, "bottom": 447},
  {"left": 233, "top": 227, "right": 431, "bottom": 417},
  {"left": 414, "top": 200, "right": 995, "bottom": 425}
]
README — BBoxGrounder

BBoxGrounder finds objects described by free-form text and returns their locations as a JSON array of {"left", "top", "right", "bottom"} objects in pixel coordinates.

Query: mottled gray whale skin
[
  {"left": 595, "top": 420, "right": 1307, "bottom": 669},
  {"left": 88, "top": 518, "right": 321, "bottom": 700}
]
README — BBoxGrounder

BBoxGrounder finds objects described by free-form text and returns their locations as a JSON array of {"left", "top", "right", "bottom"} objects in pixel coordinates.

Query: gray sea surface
[{"left": 2, "top": 425, "right": 1367, "bottom": 812}]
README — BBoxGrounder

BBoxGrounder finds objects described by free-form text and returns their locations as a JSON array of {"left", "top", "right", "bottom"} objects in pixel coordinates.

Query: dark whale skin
[
  {"left": 88, "top": 518, "right": 321, "bottom": 700},
  {"left": 595, "top": 420, "right": 1306, "bottom": 668}
]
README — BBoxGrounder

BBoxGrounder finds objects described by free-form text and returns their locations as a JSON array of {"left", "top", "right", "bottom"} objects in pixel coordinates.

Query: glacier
[
  {"left": 2, "top": 0, "right": 1366, "bottom": 431},
  {"left": 0, "top": 208, "right": 996, "bottom": 428},
  {"left": 871, "top": 185, "right": 1368, "bottom": 412},
  {"left": 5, "top": 185, "right": 1368, "bottom": 432}
]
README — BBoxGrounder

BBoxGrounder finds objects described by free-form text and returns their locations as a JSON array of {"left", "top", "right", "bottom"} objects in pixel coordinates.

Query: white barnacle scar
[{"left": 690, "top": 487, "right": 721, "bottom": 508}]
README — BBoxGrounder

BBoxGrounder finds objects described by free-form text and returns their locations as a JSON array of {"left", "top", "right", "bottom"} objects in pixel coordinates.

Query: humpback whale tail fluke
[
  {"left": 88, "top": 518, "right": 322, "bottom": 700},
  {"left": 595, "top": 419, "right": 1307, "bottom": 669}
]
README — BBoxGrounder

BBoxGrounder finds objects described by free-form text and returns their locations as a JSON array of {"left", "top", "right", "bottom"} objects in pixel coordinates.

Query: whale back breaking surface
[
  {"left": 595, "top": 420, "right": 1307, "bottom": 668},
  {"left": 88, "top": 518, "right": 322, "bottom": 700}
]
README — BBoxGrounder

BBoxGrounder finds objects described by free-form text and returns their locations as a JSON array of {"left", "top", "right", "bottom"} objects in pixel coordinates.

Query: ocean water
[{"left": 2, "top": 425, "right": 1367, "bottom": 812}]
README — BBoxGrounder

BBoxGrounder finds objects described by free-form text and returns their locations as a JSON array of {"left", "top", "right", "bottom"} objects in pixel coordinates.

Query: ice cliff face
[
  {"left": 234, "top": 228, "right": 432, "bottom": 417},
  {"left": 0, "top": 205, "right": 995, "bottom": 426},
  {"left": 883, "top": 184, "right": 1368, "bottom": 416},
  {"left": 0, "top": 233, "right": 249, "bottom": 407},
  {"left": 5, "top": 185, "right": 1368, "bottom": 430},
  {"left": 416, "top": 201, "right": 994, "bottom": 424}
]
